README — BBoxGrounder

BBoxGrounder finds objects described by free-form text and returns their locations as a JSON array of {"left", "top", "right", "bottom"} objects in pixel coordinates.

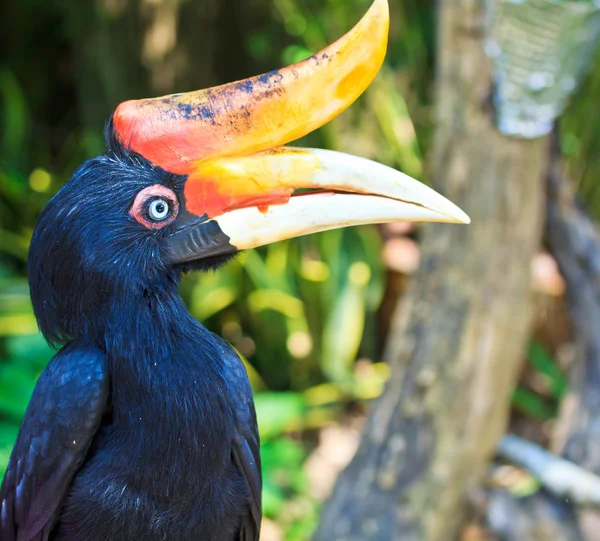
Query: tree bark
[
  {"left": 486, "top": 487, "right": 582, "bottom": 541},
  {"left": 315, "top": 2, "right": 547, "bottom": 540},
  {"left": 541, "top": 147, "right": 600, "bottom": 540},
  {"left": 483, "top": 145, "right": 600, "bottom": 541},
  {"left": 547, "top": 157, "right": 600, "bottom": 477}
]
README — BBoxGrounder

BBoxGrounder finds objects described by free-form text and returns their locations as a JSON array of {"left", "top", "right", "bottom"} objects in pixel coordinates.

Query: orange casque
[{"left": 111, "top": 0, "right": 389, "bottom": 218}]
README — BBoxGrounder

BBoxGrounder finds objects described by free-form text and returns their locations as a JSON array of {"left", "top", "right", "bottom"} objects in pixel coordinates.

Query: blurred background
[{"left": 1, "top": 0, "right": 600, "bottom": 539}]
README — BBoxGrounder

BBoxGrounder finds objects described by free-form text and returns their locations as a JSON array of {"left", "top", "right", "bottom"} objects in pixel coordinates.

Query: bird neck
[
  {"left": 99, "top": 280, "right": 233, "bottom": 460},
  {"left": 99, "top": 280, "right": 198, "bottom": 361}
]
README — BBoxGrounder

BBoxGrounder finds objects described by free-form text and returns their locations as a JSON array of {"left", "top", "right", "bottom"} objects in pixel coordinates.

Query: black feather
[{"left": 1, "top": 135, "right": 261, "bottom": 540}]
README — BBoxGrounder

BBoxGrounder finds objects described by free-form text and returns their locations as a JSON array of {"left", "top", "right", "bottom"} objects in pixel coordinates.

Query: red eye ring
[{"left": 130, "top": 185, "right": 179, "bottom": 230}]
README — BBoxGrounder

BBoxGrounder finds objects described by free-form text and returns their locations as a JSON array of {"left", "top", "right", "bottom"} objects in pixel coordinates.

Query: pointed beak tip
[
  {"left": 425, "top": 201, "right": 470, "bottom": 225},
  {"left": 415, "top": 186, "right": 470, "bottom": 225},
  {"left": 452, "top": 209, "right": 471, "bottom": 225}
]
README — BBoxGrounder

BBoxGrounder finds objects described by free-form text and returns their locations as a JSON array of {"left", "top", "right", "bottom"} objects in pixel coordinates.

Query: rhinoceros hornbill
[{"left": 0, "top": 1, "right": 469, "bottom": 539}]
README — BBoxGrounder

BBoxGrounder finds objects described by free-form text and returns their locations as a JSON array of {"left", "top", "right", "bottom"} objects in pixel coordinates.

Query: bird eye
[
  {"left": 147, "top": 198, "right": 172, "bottom": 222},
  {"left": 130, "top": 185, "right": 179, "bottom": 230}
]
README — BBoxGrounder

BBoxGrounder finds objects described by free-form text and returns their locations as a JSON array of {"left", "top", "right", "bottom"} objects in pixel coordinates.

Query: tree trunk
[
  {"left": 486, "top": 488, "right": 582, "bottom": 541},
  {"left": 545, "top": 148, "right": 600, "bottom": 539},
  {"left": 547, "top": 158, "right": 600, "bottom": 477},
  {"left": 315, "top": 2, "right": 547, "bottom": 540},
  {"left": 484, "top": 144, "right": 600, "bottom": 541}
]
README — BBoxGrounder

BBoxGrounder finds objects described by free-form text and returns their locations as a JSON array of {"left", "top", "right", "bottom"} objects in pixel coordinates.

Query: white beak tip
[{"left": 451, "top": 208, "right": 471, "bottom": 225}]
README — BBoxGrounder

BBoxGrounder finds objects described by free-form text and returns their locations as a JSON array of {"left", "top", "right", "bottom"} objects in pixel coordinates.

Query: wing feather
[
  {"left": 0, "top": 344, "right": 109, "bottom": 541},
  {"left": 216, "top": 339, "right": 262, "bottom": 541}
]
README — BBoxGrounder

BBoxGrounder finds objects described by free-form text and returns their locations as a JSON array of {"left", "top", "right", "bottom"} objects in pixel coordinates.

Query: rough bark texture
[
  {"left": 486, "top": 488, "right": 582, "bottom": 541},
  {"left": 315, "top": 2, "right": 547, "bottom": 540},
  {"left": 483, "top": 146, "right": 600, "bottom": 541},
  {"left": 547, "top": 158, "right": 600, "bottom": 476}
]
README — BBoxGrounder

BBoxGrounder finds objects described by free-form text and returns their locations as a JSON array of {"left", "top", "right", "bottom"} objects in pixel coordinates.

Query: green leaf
[
  {"left": 0, "top": 363, "right": 37, "bottom": 419},
  {"left": 248, "top": 289, "right": 304, "bottom": 319},
  {"left": 0, "top": 229, "right": 29, "bottom": 260},
  {"left": 0, "top": 69, "right": 29, "bottom": 167},
  {"left": 260, "top": 437, "right": 308, "bottom": 518},
  {"left": 321, "top": 262, "right": 369, "bottom": 384},
  {"left": 0, "top": 421, "right": 19, "bottom": 448},
  {"left": 512, "top": 387, "right": 556, "bottom": 421},
  {"left": 262, "top": 478, "right": 286, "bottom": 517},
  {"left": 254, "top": 392, "right": 305, "bottom": 440},
  {"left": 0, "top": 314, "right": 38, "bottom": 336},
  {"left": 6, "top": 333, "right": 53, "bottom": 367},
  {"left": 527, "top": 341, "right": 568, "bottom": 400}
]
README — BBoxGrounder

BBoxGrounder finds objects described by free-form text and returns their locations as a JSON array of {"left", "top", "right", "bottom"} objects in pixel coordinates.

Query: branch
[{"left": 498, "top": 435, "right": 600, "bottom": 507}]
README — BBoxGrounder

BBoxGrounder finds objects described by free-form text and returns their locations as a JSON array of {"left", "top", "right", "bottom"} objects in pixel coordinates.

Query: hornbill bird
[{"left": 0, "top": 1, "right": 469, "bottom": 539}]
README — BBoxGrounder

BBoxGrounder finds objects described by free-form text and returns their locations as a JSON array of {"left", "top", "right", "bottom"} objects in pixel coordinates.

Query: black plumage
[
  {"left": 0, "top": 137, "right": 261, "bottom": 541},
  {"left": 0, "top": 3, "right": 451, "bottom": 538}
]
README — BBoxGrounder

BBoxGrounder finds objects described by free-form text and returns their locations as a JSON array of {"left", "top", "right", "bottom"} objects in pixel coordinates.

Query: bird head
[{"left": 29, "top": 0, "right": 469, "bottom": 346}]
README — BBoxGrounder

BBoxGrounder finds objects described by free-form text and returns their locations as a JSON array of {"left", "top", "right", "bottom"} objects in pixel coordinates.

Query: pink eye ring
[{"left": 130, "top": 185, "right": 179, "bottom": 230}]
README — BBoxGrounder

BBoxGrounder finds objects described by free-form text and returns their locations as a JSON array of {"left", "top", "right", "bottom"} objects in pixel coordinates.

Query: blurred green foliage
[
  {"left": 0, "top": 0, "right": 598, "bottom": 538},
  {"left": 512, "top": 341, "right": 569, "bottom": 422}
]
